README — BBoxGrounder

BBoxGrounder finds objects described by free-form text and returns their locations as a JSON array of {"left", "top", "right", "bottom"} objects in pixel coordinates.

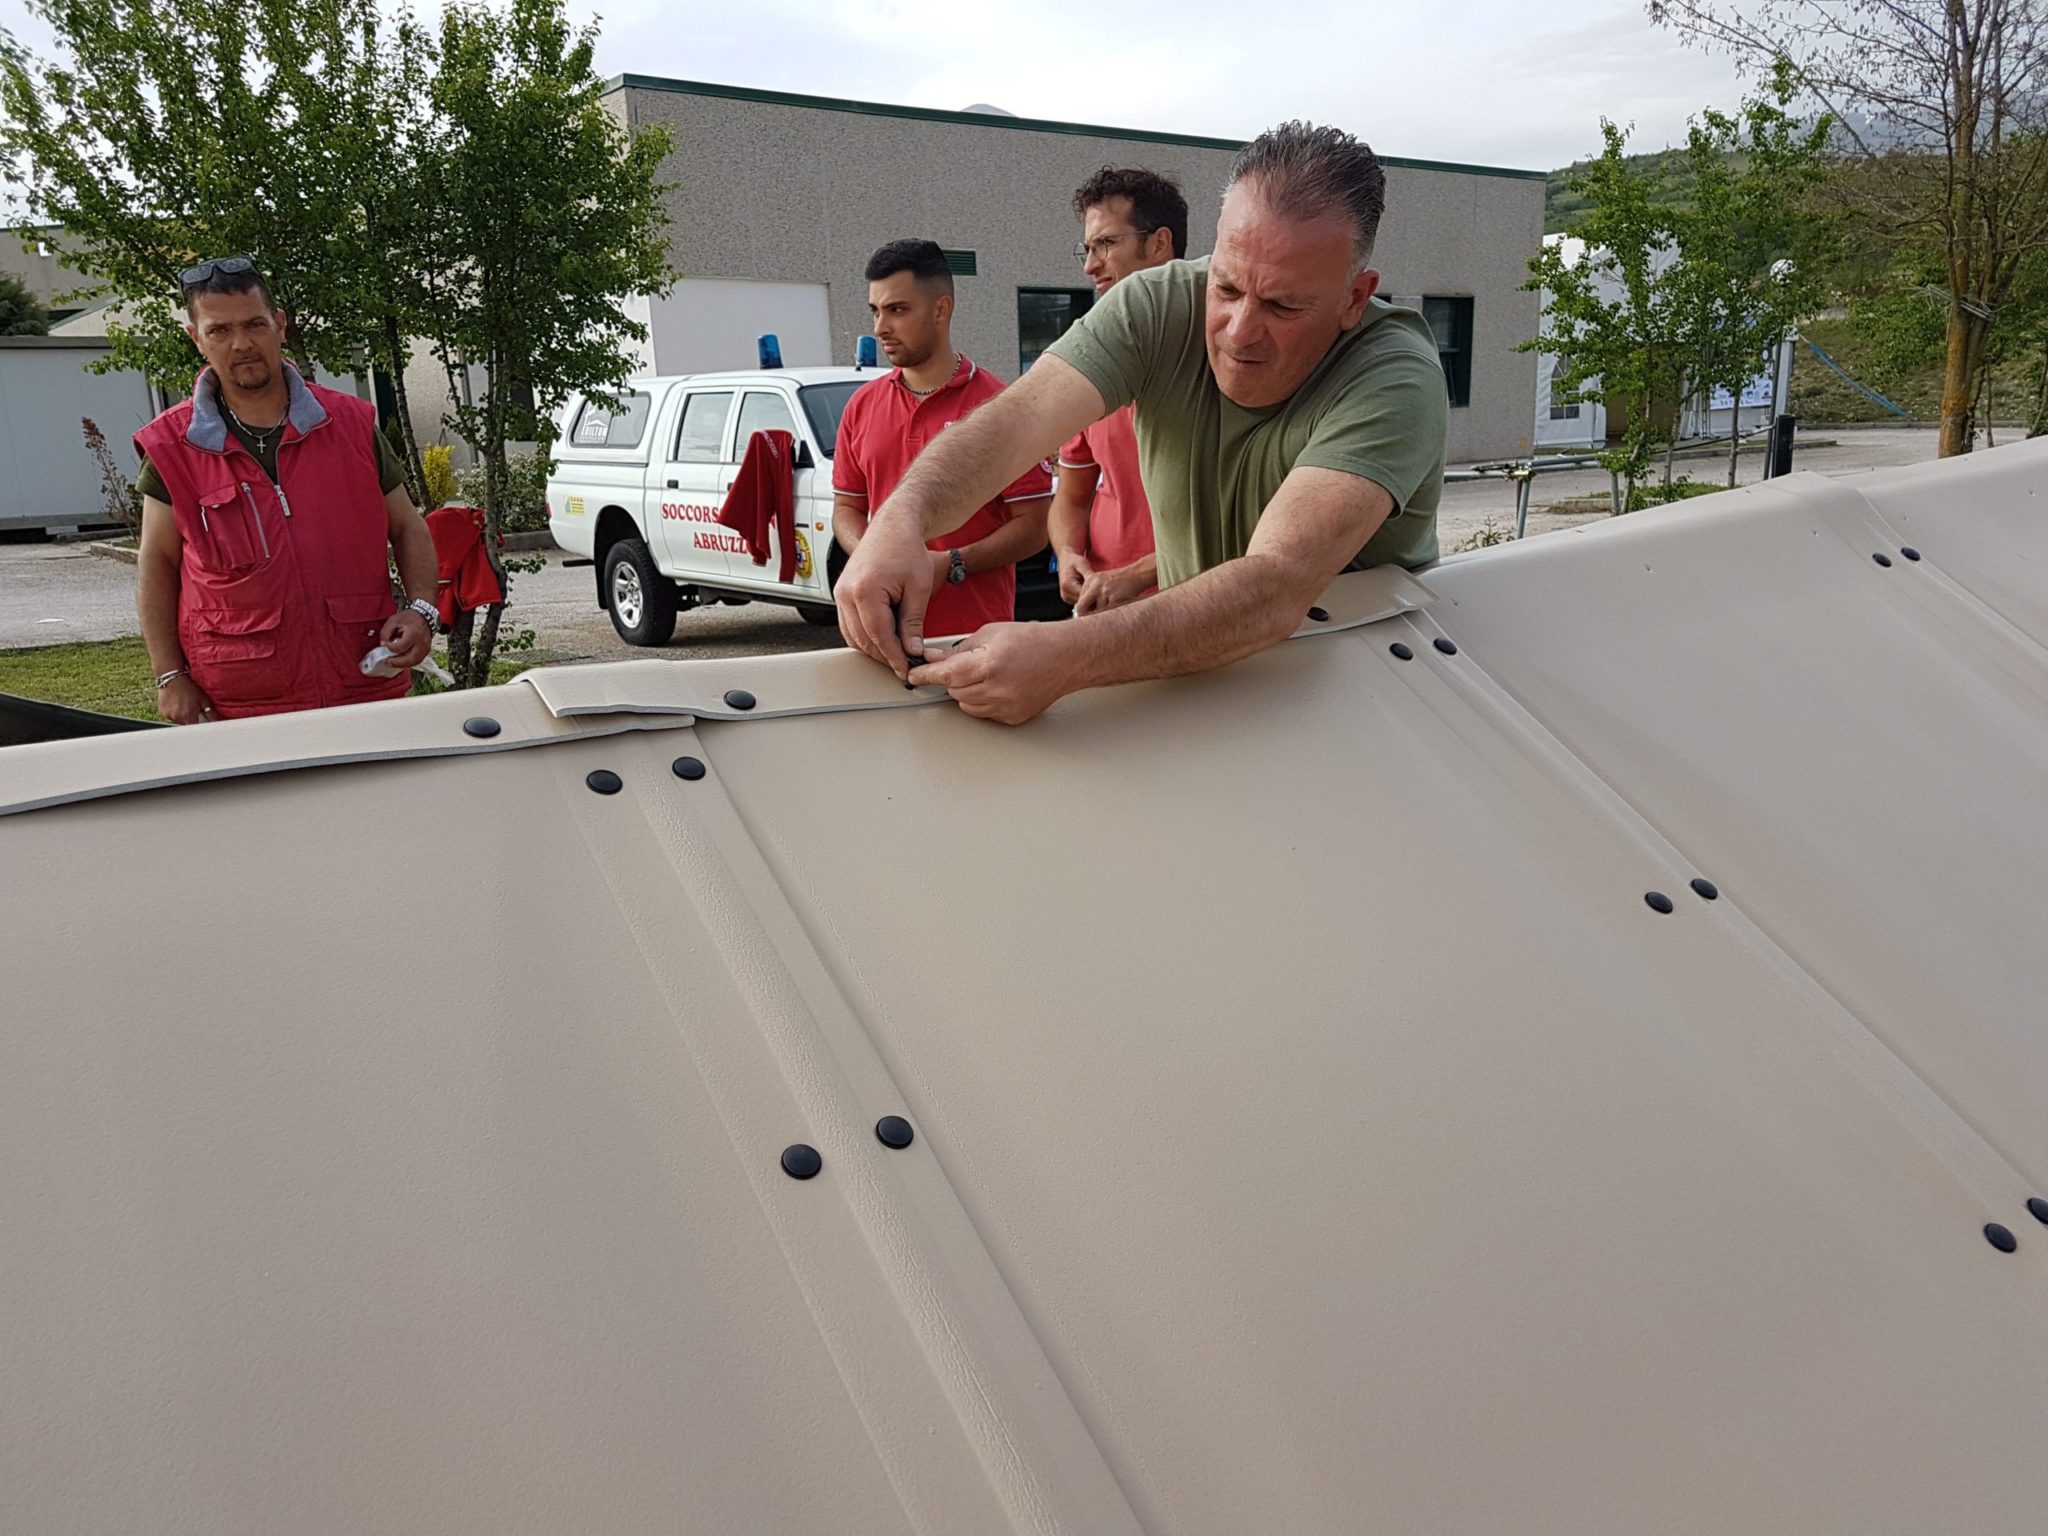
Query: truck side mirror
[{"left": 793, "top": 440, "right": 814, "bottom": 470}]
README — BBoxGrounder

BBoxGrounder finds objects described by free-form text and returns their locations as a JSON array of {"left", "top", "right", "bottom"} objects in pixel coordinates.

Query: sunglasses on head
[{"left": 178, "top": 255, "right": 258, "bottom": 289}]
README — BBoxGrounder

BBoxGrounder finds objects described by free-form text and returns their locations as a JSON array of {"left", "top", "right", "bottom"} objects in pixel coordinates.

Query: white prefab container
[{"left": 0, "top": 336, "right": 155, "bottom": 532}]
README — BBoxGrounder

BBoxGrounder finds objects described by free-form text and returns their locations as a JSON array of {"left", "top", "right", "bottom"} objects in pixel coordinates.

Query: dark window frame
[
  {"left": 1016, "top": 286, "right": 1095, "bottom": 375},
  {"left": 1422, "top": 296, "right": 1474, "bottom": 409}
]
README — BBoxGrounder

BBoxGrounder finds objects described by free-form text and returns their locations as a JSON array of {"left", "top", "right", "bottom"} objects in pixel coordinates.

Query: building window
[
  {"left": 1548, "top": 355, "right": 1581, "bottom": 420},
  {"left": 943, "top": 249, "right": 978, "bottom": 277},
  {"left": 1017, "top": 288, "right": 1094, "bottom": 374},
  {"left": 1422, "top": 296, "right": 1474, "bottom": 408}
]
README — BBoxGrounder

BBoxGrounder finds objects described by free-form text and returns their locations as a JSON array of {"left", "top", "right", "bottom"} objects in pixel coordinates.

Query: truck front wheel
[{"left": 603, "top": 538, "right": 679, "bottom": 646}]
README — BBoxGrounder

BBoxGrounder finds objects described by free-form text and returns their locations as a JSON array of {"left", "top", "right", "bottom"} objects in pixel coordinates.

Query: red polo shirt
[
  {"left": 1058, "top": 404, "right": 1156, "bottom": 571},
  {"left": 833, "top": 356, "right": 1053, "bottom": 636}
]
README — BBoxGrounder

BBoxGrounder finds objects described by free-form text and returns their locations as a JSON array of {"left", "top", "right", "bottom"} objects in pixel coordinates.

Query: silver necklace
[{"left": 224, "top": 398, "right": 287, "bottom": 455}]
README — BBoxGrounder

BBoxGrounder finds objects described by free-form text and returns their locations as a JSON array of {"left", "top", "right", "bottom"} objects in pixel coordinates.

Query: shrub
[{"left": 454, "top": 449, "right": 551, "bottom": 533}]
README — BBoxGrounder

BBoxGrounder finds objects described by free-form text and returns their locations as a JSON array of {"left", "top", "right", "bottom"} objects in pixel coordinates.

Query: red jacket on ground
[
  {"left": 716, "top": 429, "right": 798, "bottom": 584},
  {"left": 135, "top": 365, "right": 406, "bottom": 719}
]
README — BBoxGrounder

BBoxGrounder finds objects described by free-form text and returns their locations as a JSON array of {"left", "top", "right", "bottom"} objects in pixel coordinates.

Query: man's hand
[
  {"left": 158, "top": 675, "right": 217, "bottom": 725},
  {"left": 837, "top": 512, "right": 939, "bottom": 678},
  {"left": 1056, "top": 548, "right": 1094, "bottom": 606},
  {"left": 379, "top": 608, "right": 432, "bottom": 669},
  {"left": 929, "top": 547, "right": 954, "bottom": 593},
  {"left": 908, "top": 622, "right": 1077, "bottom": 725},
  {"left": 1074, "top": 558, "right": 1157, "bottom": 616}
]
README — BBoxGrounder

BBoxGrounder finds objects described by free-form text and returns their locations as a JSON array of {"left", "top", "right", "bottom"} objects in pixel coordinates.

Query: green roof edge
[{"left": 606, "top": 75, "right": 1549, "bottom": 183}]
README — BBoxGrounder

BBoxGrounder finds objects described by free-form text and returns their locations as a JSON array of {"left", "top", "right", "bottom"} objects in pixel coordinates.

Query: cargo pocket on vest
[
  {"left": 328, "top": 593, "right": 400, "bottom": 690},
  {"left": 193, "top": 480, "right": 270, "bottom": 574},
  {"left": 185, "top": 600, "right": 286, "bottom": 706}
]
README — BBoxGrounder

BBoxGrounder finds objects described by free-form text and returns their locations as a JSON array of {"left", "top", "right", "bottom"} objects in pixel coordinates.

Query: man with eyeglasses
[
  {"left": 837, "top": 121, "right": 1446, "bottom": 724},
  {"left": 133, "top": 257, "right": 439, "bottom": 723},
  {"left": 1050, "top": 167, "right": 1188, "bottom": 617}
]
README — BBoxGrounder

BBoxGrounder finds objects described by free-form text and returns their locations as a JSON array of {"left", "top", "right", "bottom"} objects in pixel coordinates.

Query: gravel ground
[{"left": 0, "top": 424, "right": 1947, "bottom": 663}]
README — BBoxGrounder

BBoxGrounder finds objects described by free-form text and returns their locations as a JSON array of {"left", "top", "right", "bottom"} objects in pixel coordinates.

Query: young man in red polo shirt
[
  {"left": 1051, "top": 168, "right": 1189, "bottom": 616},
  {"left": 833, "top": 239, "right": 1052, "bottom": 642}
]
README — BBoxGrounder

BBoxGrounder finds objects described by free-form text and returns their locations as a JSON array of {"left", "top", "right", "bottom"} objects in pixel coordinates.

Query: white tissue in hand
[{"left": 359, "top": 645, "right": 406, "bottom": 678}]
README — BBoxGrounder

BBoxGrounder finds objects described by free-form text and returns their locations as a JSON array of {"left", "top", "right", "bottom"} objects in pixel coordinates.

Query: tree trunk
[
  {"left": 445, "top": 607, "right": 475, "bottom": 686},
  {"left": 381, "top": 314, "right": 429, "bottom": 507},
  {"left": 462, "top": 345, "right": 513, "bottom": 689},
  {"left": 1728, "top": 416, "right": 1741, "bottom": 489},
  {"left": 2028, "top": 339, "right": 2048, "bottom": 437},
  {"left": 465, "top": 602, "right": 504, "bottom": 690},
  {"left": 1939, "top": 304, "right": 1993, "bottom": 457}
]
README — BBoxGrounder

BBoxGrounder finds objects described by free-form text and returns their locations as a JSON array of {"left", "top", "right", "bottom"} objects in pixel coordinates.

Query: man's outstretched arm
[
  {"left": 837, "top": 355, "right": 1104, "bottom": 676},
  {"left": 910, "top": 466, "right": 1393, "bottom": 724}
]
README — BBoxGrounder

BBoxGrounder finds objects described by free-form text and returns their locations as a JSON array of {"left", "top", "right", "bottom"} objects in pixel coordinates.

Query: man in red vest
[{"left": 135, "top": 257, "right": 439, "bottom": 723}]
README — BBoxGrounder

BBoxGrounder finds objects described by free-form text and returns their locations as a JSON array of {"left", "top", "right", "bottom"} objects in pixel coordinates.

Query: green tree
[
  {"left": 0, "top": 0, "right": 426, "bottom": 475},
  {"left": 1671, "top": 61, "right": 1835, "bottom": 485},
  {"left": 1651, "top": 0, "right": 2048, "bottom": 457},
  {"left": 420, "top": 0, "right": 673, "bottom": 687},
  {"left": 0, "top": 270, "right": 49, "bottom": 334},
  {"left": 1522, "top": 120, "right": 1691, "bottom": 512}
]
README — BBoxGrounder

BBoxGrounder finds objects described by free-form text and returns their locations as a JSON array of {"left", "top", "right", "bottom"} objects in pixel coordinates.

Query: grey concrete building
[{"left": 608, "top": 76, "right": 1547, "bottom": 463}]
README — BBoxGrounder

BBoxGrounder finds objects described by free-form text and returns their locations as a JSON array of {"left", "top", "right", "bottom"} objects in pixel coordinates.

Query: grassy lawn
[{"left": 0, "top": 635, "right": 534, "bottom": 722}]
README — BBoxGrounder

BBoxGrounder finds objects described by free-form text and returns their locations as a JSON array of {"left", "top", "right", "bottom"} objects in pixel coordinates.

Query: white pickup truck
[
  {"left": 548, "top": 366, "right": 1063, "bottom": 646},
  {"left": 546, "top": 368, "right": 867, "bottom": 645}
]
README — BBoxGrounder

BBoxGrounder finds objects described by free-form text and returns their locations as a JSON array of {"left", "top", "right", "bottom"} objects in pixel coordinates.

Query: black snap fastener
[
  {"left": 1690, "top": 878, "right": 1719, "bottom": 901},
  {"left": 1985, "top": 1222, "right": 2018, "bottom": 1253},
  {"left": 1645, "top": 891, "right": 1674, "bottom": 914},
  {"left": 586, "top": 769, "right": 622, "bottom": 795},
  {"left": 1901, "top": 546, "right": 1921, "bottom": 561},
  {"left": 2028, "top": 1197, "right": 2048, "bottom": 1225},
  {"left": 1389, "top": 642, "right": 1414, "bottom": 660},
  {"left": 671, "top": 756, "right": 706, "bottom": 781},
  {"left": 781, "top": 1144, "right": 822, "bottom": 1180},
  {"left": 724, "top": 689, "right": 757, "bottom": 711},
  {"left": 1433, "top": 637, "right": 1459, "bottom": 656},
  {"left": 1307, "top": 606, "right": 1330, "bottom": 623},
  {"left": 463, "top": 716, "right": 501, "bottom": 739},
  {"left": 875, "top": 1115, "right": 915, "bottom": 1149},
  {"left": 1872, "top": 552, "right": 1893, "bottom": 567}
]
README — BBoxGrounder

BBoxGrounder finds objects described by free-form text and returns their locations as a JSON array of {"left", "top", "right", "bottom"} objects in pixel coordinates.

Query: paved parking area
[{"left": 0, "top": 425, "right": 1945, "bottom": 663}]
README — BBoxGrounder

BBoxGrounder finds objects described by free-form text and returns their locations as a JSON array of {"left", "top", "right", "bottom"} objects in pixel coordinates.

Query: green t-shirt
[
  {"left": 1045, "top": 256, "right": 1446, "bottom": 586},
  {"left": 137, "top": 412, "right": 408, "bottom": 503}
]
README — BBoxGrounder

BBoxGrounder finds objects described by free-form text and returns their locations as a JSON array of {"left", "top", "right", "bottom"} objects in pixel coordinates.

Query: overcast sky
[{"left": 1, "top": 0, "right": 1757, "bottom": 171}]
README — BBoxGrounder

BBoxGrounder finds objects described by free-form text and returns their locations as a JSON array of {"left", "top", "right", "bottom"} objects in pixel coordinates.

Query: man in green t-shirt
[{"left": 837, "top": 120, "right": 1448, "bottom": 724}]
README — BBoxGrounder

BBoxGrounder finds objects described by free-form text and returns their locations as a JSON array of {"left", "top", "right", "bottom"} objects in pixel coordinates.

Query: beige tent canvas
[{"left": 5, "top": 441, "right": 2048, "bottom": 1534}]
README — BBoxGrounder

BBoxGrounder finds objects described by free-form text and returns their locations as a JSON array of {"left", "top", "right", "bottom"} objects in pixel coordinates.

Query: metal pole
[{"left": 1514, "top": 467, "right": 1533, "bottom": 539}]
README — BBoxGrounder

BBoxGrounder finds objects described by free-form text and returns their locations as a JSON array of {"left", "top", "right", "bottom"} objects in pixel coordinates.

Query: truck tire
[{"left": 603, "top": 538, "right": 679, "bottom": 646}]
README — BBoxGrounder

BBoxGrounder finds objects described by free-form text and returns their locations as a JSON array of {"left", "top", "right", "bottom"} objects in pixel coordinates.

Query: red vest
[{"left": 135, "top": 367, "right": 406, "bottom": 718}]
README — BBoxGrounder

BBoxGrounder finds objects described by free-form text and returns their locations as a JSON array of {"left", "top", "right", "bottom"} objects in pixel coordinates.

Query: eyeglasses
[
  {"left": 1075, "top": 230, "right": 1156, "bottom": 262},
  {"left": 178, "top": 255, "right": 258, "bottom": 290}
]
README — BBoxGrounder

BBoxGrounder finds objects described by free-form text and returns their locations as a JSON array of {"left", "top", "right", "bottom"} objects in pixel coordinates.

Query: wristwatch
[
  {"left": 946, "top": 549, "right": 968, "bottom": 584},
  {"left": 404, "top": 597, "right": 440, "bottom": 634}
]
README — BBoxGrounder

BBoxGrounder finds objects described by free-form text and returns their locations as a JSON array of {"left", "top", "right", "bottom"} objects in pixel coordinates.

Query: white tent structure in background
[
  {"left": 5, "top": 442, "right": 2048, "bottom": 1531},
  {"left": 1534, "top": 231, "right": 1776, "bottom": 451}
]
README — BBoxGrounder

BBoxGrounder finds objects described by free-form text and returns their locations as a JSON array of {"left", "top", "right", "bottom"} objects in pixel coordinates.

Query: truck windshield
[{"left": 797, "top": 382, "right": 862, "bottom": 457}]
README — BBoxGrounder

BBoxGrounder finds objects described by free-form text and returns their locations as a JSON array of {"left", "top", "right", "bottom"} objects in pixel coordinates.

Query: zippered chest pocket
[{"left": 193, "top": 479, "right": 280, "bottom": 574}]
